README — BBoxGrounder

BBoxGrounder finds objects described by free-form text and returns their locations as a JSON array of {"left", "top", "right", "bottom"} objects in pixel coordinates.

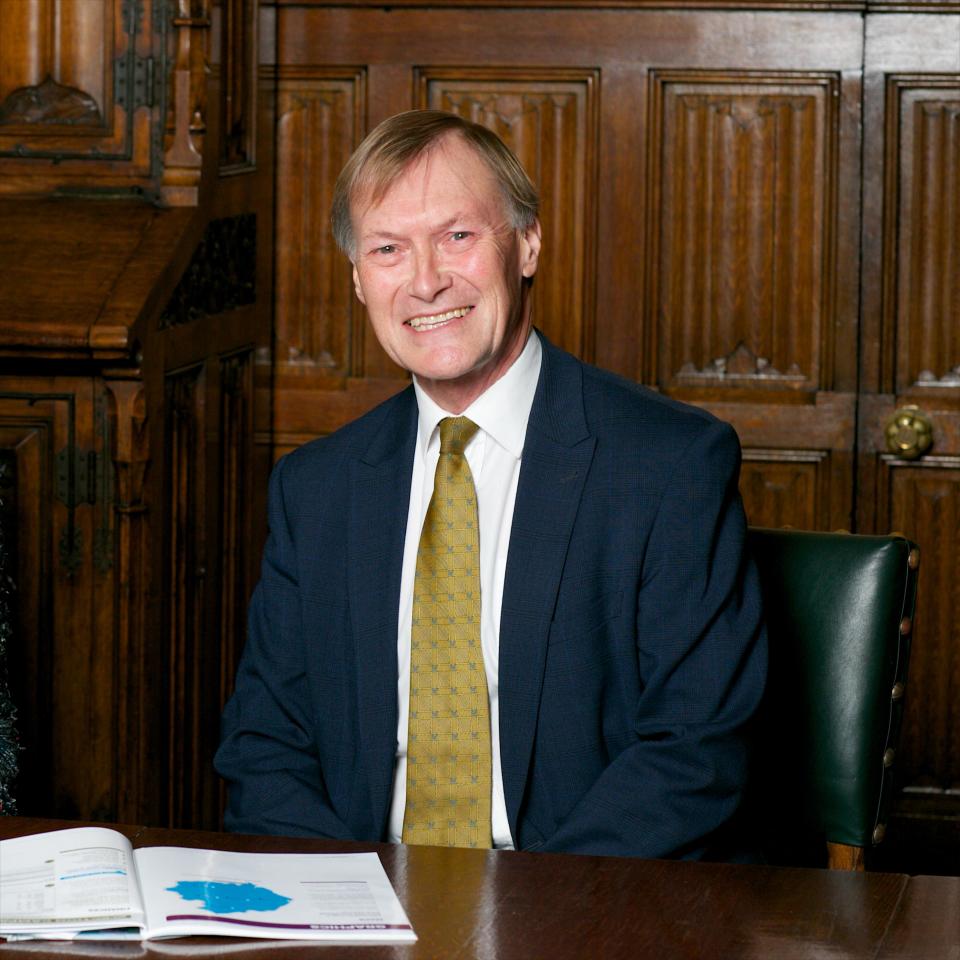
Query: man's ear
[
  {"left": 520, "top": 218, "right": 542, "bottom": 279},
  {"left": 352, "top": 263, "right": 366, "bottom": 305}
]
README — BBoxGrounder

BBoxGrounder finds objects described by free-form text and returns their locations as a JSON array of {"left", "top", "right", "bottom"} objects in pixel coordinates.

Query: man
[{"left": 215, "top": 110, "right": 766, "bottom": 859}]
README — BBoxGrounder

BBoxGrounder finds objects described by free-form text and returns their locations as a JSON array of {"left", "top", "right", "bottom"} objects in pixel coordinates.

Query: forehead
[{"left": 352, "top": 137, "right": 506, "bottom": 235}]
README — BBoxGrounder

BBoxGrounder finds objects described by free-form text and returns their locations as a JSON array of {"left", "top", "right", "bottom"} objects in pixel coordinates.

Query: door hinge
[
  {"left": 55, "top": 448, "right": 98, "bottom": 509},
  {"left": 114, "top": 55, "right": 158, "bottom": 111}
]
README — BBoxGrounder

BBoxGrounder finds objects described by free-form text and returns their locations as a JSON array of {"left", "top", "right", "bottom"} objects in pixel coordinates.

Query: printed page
[
  {"left": 134, "top": 847, "right": 416, "bottom": 942},
  {"left": 0, "top": 827, "right": 146, "bottom": 936}
]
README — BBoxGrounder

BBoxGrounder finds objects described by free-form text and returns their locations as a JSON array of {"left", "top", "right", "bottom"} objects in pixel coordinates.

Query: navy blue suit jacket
[{"left": 216, "top": 333, "right": 767, "bottom": 858}]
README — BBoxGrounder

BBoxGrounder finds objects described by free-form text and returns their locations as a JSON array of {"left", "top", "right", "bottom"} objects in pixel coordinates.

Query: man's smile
[{"left": 405, "top": 305, "right": 473, "bottom": 330}]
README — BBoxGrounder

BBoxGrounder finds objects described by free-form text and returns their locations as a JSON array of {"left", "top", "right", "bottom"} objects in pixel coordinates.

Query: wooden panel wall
[
  {"left": 424, "top": 73, "right": 599, "bottom": 361},
  {"left": 2, "top": 0, "right": 957, "bottom": 866},
  {"left": 274, "top": 69, "right": 365, "bottom": 375},
  {"left": 263, "top": 1, "right": 960, "bottom": 867},
  {"left": 651, "top": 74, "right": 835, "bottom": 392},
  {"left": 265, "top": 3, "right": 863, "bottom": 509},
  {"left": 855, "top": 16, "right": 960, "bottom": 867}
]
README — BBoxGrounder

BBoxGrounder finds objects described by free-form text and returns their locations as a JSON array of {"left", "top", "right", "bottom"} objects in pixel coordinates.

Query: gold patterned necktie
[{"left": 402, "top": 416, "right": 492, "bottom": 848}]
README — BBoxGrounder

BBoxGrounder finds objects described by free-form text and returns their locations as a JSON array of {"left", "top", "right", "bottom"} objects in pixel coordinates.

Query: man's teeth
[{"left": 407, "top": 307, "right": 470, "bottom": 329}]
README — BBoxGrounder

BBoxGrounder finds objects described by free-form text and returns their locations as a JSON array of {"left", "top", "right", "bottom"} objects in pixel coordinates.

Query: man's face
[{"left": 350, "top": 134, "right": 541, "bottom": 412}]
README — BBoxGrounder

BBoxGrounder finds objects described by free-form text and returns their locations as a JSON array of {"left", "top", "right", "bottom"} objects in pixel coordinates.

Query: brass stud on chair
[
  {"left": 900, "top": 617, "right": 912, "bottom": 635},
  {"left": 908, "top": 548, "right": 920, "bottom": 570},
  {"left": 883, "top": 748, "right": 895, "bottom": 768},
  {"left": 891, "top": 681, "right": 905, "bottom": 701},
  {"left": 872, "top": 823, "right": 887, "bottom": 844}
]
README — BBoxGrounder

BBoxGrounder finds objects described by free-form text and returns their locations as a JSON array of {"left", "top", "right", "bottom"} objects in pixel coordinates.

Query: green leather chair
[{"left": 746, "top": 527, "right": 919, "bottom": 870}]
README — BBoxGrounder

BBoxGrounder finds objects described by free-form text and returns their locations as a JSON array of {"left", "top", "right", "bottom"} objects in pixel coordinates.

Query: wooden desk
[
  {"left": 875, "top": 875, "right": 960, "bottom": 960},
  {"left": 0, "top": 818, "right": 955, "bottom": 959}
]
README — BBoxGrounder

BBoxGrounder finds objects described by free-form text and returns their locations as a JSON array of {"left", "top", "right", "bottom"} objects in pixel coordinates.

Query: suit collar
[
  {"left": 349, "top": 387, "right": 418, "bottom": 835},
  {"left": 528, "top": 329, "right": 591, "bottom": 448},
  {"left": 359, "top": 386, "right": 417, "bottom": 467},
  {"left": 498, "top": 334, "right": 596, "bottom": 840}
]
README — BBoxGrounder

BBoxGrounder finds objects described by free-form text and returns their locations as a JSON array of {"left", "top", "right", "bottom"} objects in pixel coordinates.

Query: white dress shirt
[{"left": 387, "top": 332, "right": 542, "bottom": 848}]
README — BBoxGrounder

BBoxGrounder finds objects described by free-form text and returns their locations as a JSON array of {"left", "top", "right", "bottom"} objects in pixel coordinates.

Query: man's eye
[
  {"left": 376, "top": 244, "right": 396, "bottom": 255},
  {"left": 451, "top": 231, "right": 471, "bottom": 241}
]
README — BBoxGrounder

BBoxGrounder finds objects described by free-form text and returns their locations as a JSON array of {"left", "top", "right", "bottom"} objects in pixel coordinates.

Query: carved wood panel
[
  {"left": 649, "top": 73, "right": 840, "bottom": 393},
  {"left": 0, "top": 381, "right": 124, "bottom": 821},
  {"left": 273, "top": 69, "right": 366, "bottom": 377},
  {"left": 218, "top": 0, "right": 258, "bottom": 172},
  {"left": 163, "top": 346, "right": 256, "bottom": 829},
  {"left": 0, "top": 415, "right": 54, "bottom": 817},
  {"left": 217, "top": 349, "right": 254, "bottom": 821},
  {"left": 887, "top": 77, "right": 960, "bottom": 392},
  {"left": 879, "top": 458, "right": 960, "bottom": 792},
  {"left": 0, "top": 0, "right": 162, "bottom": 189},
  {"left": 0, "top": 0, "right": 111, "bottom": 135},
  {"left": 165, "top": 363, "right": 208, "bottom": 827},
  {"left": 740, "top": 452, "right": 829, "bottom": 530},
  {"left": 0, "top": 0, "right": 220, "bottom": 201},
  {"left": 858, "top": 21, "right": 960, "bottom": 858},
  {"left": 419, "top": 70, "right": 599, "bottom": 361}
]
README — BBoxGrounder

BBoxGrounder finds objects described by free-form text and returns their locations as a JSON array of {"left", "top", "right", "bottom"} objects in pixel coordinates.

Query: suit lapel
[
  {"left": 498, "top": 335, "right": 596, "bottom": 837},
  {"left": 347, "top": 387, "right": 418, "bottom": 834}
]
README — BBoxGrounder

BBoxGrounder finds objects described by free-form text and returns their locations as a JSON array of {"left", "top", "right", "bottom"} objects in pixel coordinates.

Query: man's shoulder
[{"left": 544, "top": 339, "right": 729, "bottom": 446}]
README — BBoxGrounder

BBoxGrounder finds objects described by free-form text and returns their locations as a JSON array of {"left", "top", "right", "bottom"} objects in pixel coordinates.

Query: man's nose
[{"left": 409, "top": 247, "right": 452, "bottom": 301}]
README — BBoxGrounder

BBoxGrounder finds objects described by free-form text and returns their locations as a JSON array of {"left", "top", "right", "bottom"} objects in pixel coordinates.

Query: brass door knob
[{"left": 884, "top": 406, "right": 933, "bottom": 460}]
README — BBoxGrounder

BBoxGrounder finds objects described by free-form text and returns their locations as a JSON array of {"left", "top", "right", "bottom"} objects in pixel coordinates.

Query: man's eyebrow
[
  {"left": 359, "top": 228, "right": 404, "bottom": 244},
  {"left": 360, "top": 215, "right": 477, "bottom": 244},
  {"left": 436, "top": 215, "right": 470, "bottom": 231}
]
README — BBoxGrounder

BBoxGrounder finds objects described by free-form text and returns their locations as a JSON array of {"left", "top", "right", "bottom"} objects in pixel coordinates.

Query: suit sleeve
[
  {"left": 541, "top": 420, "right": 767, "bottom": 859},
  {"left": 214, "top": 456, "right": 355, "bottom": 839}
]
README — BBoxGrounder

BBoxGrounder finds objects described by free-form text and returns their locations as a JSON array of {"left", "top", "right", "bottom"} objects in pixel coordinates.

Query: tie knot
[{"left": 438, "top": 416, "right": 479, "bottom": 455}]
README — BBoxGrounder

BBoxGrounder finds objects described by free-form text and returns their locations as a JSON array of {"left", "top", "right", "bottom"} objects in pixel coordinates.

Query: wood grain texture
[
  {"left": 105, "top": 378, "right": 153, "bottom": 823},
  {"left": 0, "top": 197, "right": 197, "bottom": 357},
  {"left": 741, "top": 453, "right": 828, "bottom": 530},
  {"left": 876, "top": 874, "right": 960, "bottom": 959},
  {"left": 165, "top": 363, "right": 209, "bottom": 828},
  {"left": 217, "top": 350, "right": 254, "bottom": 823},
  {"left": 0, "top": 0, "right": 157, "bottom": 193},
  {"left": 420, "top": 69, "right": 599, "bottom": 361},
  {"left": 887, "top": 77, "right": 960, "bottom": 392},
  {"left": 0, "top": 415, "right": 53, "bottom": 817},
  {"left": 273, "top": 68, "right": 366, "bottom": 376},
  {"left": 0, "top": 817, "right": 923, "bottom": 960},
  {"left": 649, "top": 72, "right": 839, "bottom": 393},
  {"left": 880, "top": 458, "right": 960, "bottom": 792},
  {"left": 0, "top": 0, "right": 108, "bottom": 130},
  {"left": 858, "top": 15, "right": 960, "bottom": 862},
  {"left": 218, "top": 0, "right": 258, "bottom": 171}
]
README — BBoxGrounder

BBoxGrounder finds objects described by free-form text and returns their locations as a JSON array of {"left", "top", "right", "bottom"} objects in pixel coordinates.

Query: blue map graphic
[{"left": 166, "top": 880, "right": 291, "bottom": 915}]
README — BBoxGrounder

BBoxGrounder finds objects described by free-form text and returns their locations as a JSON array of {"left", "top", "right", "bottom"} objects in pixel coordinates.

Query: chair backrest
[{"left": 746, "top": 527, "right": 919, "bottom": 870}]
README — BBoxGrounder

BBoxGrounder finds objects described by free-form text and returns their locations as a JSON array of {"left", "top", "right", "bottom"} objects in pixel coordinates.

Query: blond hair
[{"left": 331, "top": 110, "right": 539, "bottom": 257}]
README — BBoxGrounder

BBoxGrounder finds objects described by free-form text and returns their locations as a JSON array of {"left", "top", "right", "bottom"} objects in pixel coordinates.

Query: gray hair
[{"left": 331, "top": 110, "right": 539, "bottom": 257}]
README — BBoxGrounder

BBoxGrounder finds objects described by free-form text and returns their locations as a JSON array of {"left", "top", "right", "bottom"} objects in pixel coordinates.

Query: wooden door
[
  {"left": 857, "top": 12, "right": 960, "bottom": 870},
  {"left": 644, "top": 53, "right": 863, "bottom": 537}
]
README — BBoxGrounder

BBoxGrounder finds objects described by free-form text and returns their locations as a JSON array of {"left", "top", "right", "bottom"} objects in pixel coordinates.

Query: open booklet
[{"left": 0, "top": 826, "right": 416, "bottom": 943}]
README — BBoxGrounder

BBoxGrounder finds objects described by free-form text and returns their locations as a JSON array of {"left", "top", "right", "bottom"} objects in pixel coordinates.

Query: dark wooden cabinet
[{"left": 0, "top": 0, "right": 269, "bottom": 831}]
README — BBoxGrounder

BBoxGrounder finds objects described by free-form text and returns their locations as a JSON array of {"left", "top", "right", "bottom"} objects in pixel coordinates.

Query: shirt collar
[{"left": 413, "top": 331, "right": 542, "bottom": 459}]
